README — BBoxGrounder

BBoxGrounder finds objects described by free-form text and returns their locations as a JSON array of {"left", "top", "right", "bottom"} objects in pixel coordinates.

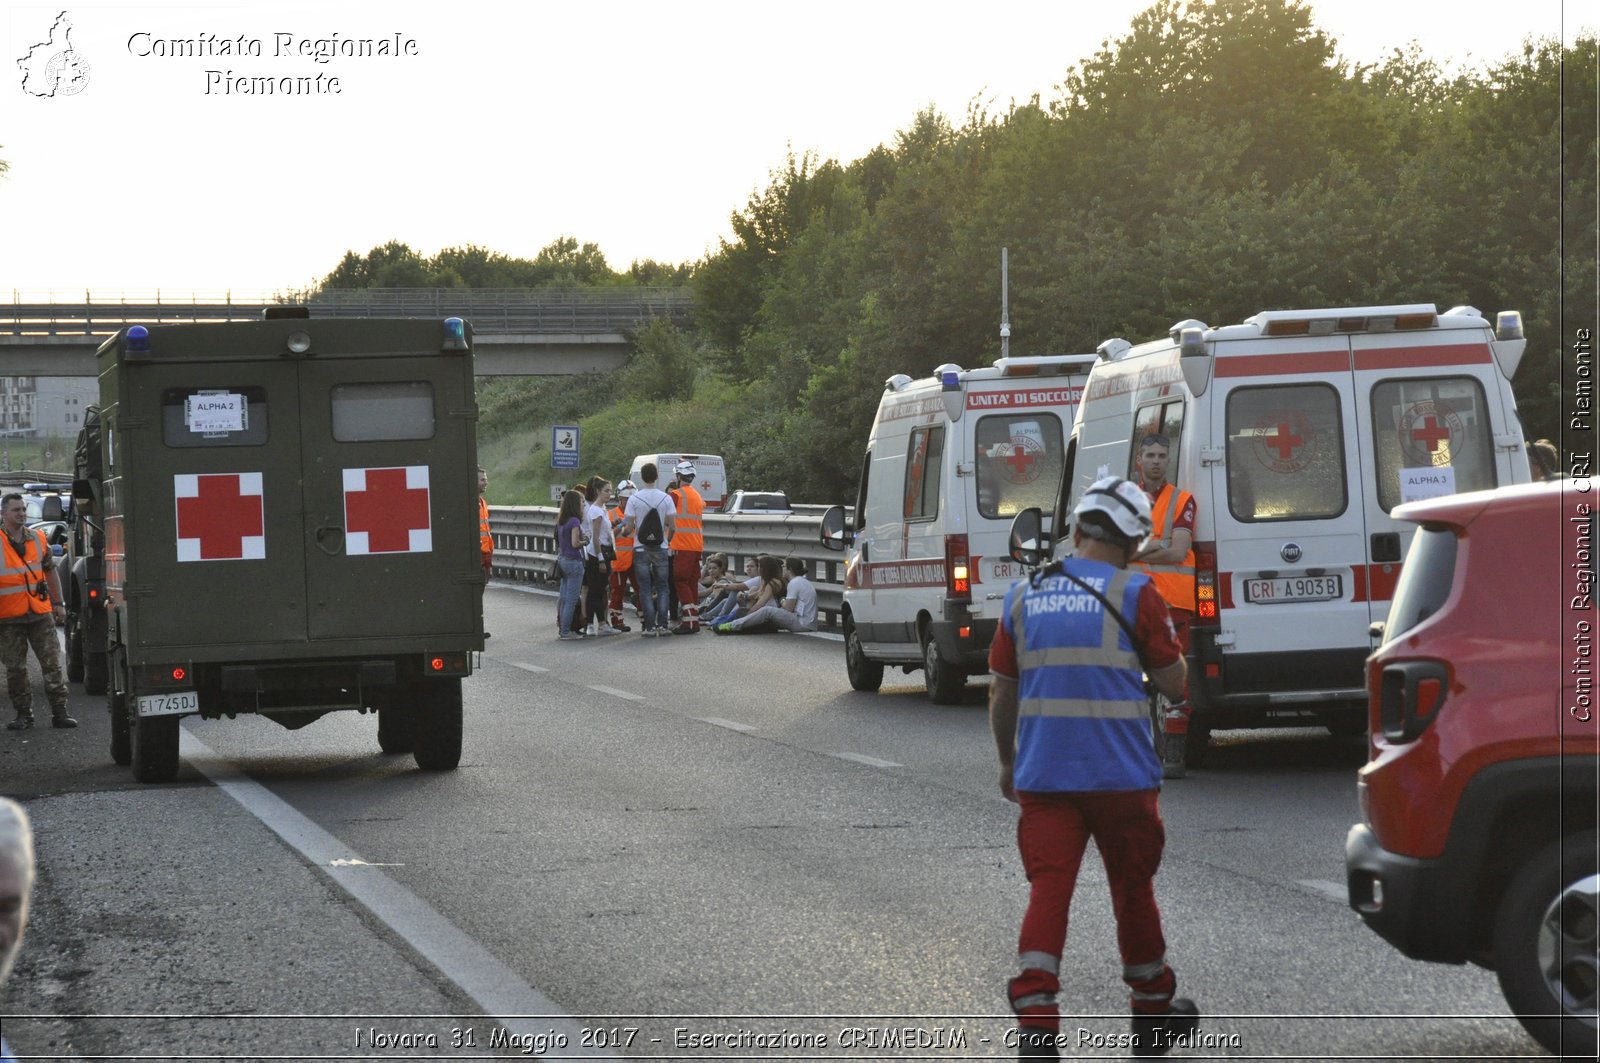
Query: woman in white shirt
[{"left": 582, "top": 477, "right": 617, "bottom": 635}]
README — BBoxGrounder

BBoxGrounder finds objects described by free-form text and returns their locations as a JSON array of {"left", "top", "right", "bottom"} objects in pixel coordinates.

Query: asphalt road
[{"left": 0, "top": 586, "right": 1550, "bottom": 1060}]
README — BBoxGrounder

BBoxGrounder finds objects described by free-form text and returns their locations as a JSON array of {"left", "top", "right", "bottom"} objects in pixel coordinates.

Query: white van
[
  {"left": 821, "top": 354, "right": 1096, "bottom": 702},
  {"left": 628, "top": 453, "right": 727, "bottom": 510},
  {"left": 1044, "top": 303, "right": 1530, "bottom": 743}
]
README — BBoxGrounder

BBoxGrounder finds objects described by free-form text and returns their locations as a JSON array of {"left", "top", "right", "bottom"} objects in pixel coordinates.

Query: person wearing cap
[
  {"left": 1129, "top": 433, "right": 1197, "bottom": 778},
  {"left": 606, "top": 480, "right": 639, "bottom": 632},
  {"left": 666, "top": 461, "right": 705, "bottom": 634},
  {"left": 989, "top": 476, "right": 1197, "bottom": 1059}
]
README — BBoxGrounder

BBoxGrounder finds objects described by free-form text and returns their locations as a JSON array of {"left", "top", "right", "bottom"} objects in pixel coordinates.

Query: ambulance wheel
[
  {"left": 376, "top": 693, "right": 415, "bottom": 755},
  {"left": 844, "top": 618, "right": 884, "bottom": 693},
  {"left": 411, "top": 678, "right": 463, "bottom": 771},
  {"left": 83, "top": 650, "right": 108, "bottom": 697},
  {"left": 108, "top": 682, "right": 130, "bottom": 767},
  {"left": 65, "top": 612, "right": 84, "bottom": 682},
  {"left": 1493, "top": 831, "right": 1599, "bottom": 1058},
  {"left": 922, "top": 634, "right": 966, "bottom": 704},
  {"left": 130, "top": 713, "right": 180, "bottom": 784}
]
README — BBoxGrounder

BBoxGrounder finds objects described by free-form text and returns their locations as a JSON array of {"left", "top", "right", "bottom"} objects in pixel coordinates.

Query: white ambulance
[
  {"left": 820, "top": 354, "right": 1096, "bottom": 702},
  {"left": 1042, "top": 303, "right": 1530, "bottom": 743},
  {"left": 628, "top": 452, "right": 727, "bottom": 510}
]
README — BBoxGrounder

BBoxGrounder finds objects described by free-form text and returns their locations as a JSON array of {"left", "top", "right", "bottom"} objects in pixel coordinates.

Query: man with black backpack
[
  {"left": 619, "top": 462, "right": 676, "bottom": 637},
  {"left": 988, "top": 477, "right": 1197, "bottom": 1059}
]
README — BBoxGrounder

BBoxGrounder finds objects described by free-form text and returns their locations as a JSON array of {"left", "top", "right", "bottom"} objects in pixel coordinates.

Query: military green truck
[{"left": 71, "top": 311, "right": 484, "bottom": 783}]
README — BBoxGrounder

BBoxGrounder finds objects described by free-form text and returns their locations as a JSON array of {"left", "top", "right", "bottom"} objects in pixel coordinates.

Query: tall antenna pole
[{"left": 1000, "top": 247, "right": 1011, "bottom": 360}]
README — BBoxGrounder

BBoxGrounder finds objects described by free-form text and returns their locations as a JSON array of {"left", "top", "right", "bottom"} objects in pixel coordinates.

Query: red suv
[{"left": 1346, "top": 481, "right": 1597, "bottom": 1058}]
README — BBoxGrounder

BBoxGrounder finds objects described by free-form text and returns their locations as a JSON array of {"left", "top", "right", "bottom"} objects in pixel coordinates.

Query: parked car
[
  {"left": 721, "top": 490, "right": 792, "bottom": 514},
  {"left": 1346, "top": 480, "right": 1597, "bottom": 1058}
]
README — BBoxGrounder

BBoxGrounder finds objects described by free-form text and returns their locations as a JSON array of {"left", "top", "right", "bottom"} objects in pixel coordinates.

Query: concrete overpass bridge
[{"left": 0, "top": 287, "right": 693, "bottom": 376}]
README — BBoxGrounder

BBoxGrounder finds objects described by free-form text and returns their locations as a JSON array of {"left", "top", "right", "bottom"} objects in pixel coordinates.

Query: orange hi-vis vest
[
  {"left": 1133, "top": 483, "right": 1197, "bottom": 613},
  {"left": 0, "top": 528, "right": 53, "bottom": 620},
  {"left": 668, "top": 483, "right": 704, "bottom": 552},
  {"left": 479, "top": 497, "right": 493, "bottom": 558},
  {"left": 609, "top": 504, "right": 634, "bottom": 571}
]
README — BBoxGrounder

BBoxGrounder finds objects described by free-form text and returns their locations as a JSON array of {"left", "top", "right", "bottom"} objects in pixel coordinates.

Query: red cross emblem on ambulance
[
  {"left": 344, "top": 466, "right": 432, "bottom": 555},
  {"left": 175, "top": 473, "right": 265, "bottom": 562}
]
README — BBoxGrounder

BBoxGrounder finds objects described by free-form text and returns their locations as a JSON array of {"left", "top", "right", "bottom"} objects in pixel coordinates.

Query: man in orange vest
[
  {"left": 1130, "top": 434, "right": 1196, "bottom": 778},
  {"left": 0, "top": 493, "right": 73, "bottom": 730},
  {"left": 667, "top": 461, "right": 704, "bottom": 634},
  {"left": 477, "top": 466, "right": 493, "bottom": 578},
  {"left": 607, "top": 479, "right": 639, "bottom": 632}
]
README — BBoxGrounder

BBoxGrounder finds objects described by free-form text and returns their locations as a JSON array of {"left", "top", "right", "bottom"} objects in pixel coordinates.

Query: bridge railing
[
  {"left": 488, "top": 505, "right": 851, "bottom": 629},
  {"left": 0, "top": 287, "right": 694, "bottom": 336}
]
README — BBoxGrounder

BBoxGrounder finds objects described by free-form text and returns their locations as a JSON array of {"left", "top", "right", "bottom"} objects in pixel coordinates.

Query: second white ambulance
[{"left": 1043, "top": 303, "right": 1531, "bottom": 745}]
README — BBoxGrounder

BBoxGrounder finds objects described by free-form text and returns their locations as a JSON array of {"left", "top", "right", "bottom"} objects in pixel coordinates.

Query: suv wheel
[
  {"left": 922, "top": 631, "right": 966, "bottom": 704},
  {"left": 1494, "top": 830, "right": 1599, "bottom": 1058},
  {"left": 844, "top": 617, "right": 883, "bottom": 693}
]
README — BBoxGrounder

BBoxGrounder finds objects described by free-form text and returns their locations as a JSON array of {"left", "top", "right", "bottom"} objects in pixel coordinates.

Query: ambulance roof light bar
[
  {"left": 1096, "top": 338, "right": 1132, "bottom": 362},
  {"left": 1250, "top": 304, "right": 1438, "bottom": 337},
  {"left": 992, "top": 354, "right": 1097, "bottom": 376}
]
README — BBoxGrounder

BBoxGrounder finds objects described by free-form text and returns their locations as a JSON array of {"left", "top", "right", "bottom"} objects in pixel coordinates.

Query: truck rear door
[{"left": 297, "top": 355, "right": 477, "bottom": 641}]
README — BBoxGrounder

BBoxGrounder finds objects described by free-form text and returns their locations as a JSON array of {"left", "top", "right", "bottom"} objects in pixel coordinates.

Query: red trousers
[
  {"left": 671, "top": 549, "right": 701, "bottom": 629},
  {"left": 1009, "top": 790, "right": 1176, "bottom": 1029},
  {"left": 609, "top": 565, "right": 639, "bottom": 622}
]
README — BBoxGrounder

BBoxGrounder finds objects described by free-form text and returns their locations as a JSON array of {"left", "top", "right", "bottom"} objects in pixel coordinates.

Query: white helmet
[
  {"left": 1072, "top": 476, "right": 1153, "bottom": 544},
  {"left": 675, "top": 460, "right": 696, "bottom": 479},
  {"left": 616, "top": 479, "right": 637, "bottom": 497}
]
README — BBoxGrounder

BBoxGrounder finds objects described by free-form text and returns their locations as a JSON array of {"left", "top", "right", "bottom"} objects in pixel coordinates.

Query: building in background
[{"left": 0, "top": 377, "right": 95, "bottom": 438}]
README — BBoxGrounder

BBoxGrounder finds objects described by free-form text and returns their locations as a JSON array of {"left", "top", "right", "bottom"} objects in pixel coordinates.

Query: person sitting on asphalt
[
  {"left": 702, "top": 556, "right": 763, "bottom": 625},
  {"left": 712, "top": 556, "right": 817, "bottom": 635}
]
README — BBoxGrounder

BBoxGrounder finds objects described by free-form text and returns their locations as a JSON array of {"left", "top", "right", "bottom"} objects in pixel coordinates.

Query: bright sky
[{"left": 1, "top": 0, "right": 1585, "bottom": 297}]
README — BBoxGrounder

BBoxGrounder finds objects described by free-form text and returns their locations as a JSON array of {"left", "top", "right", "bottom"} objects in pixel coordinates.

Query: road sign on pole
[{"left": 551, "top": 425, "right": 580, "bottom": 469}]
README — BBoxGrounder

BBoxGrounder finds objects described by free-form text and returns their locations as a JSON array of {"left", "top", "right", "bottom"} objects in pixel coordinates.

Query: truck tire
[
  {"left": 130, "top": 713, "right": 180, "bottom": 784},
  {"left": 108, "top": 683, "right": 130, "bottom": 767},
  {"left": 83, "top": 649, "right": 108, "bottom": 697},
  {"left": 65, "top": 612, "right": 84, "bottom": 682},
  {"left": 844, "top": 617, "right": 884, "bottom": 693},
  {"left": 922, "top": 632, "right": 966, "bottom": 705},
  {"left": 1493, "top": 830, "right": 1599, "bottom": 1059},
  {"left": 411, "top": 678, "right": 463, "bottom": 771},
  {"left": 376, "top": 695, "right": 415, "bottom": 755}
]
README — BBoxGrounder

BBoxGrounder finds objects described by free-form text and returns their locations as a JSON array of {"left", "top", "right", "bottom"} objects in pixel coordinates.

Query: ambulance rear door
[
  {"left": 1207, "top": 334, "right": 1373, "bottom": 691},
  {"left": 297, "top": 353, "right": 479, "bottom": 642},
  {"left": 1351, "top": 324, "right": 1511, "bottom": 626},
  {"left": 968, "top": 390, "right": 1072, "bottom": 600}
]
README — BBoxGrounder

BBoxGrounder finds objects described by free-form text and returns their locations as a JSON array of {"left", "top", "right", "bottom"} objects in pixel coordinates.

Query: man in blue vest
[{"left": 989, "top": 477, "right": 1199, "bottom": 1058}]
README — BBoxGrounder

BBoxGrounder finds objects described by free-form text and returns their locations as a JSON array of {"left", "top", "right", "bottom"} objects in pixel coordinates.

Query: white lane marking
[
  {"left": 178, "top": 729, "right": 616, "bottom": 1057},
  {"left": 833, "top": 752, "right": 903, "bottom": 769},
  {"left": 1297, "top": 879, "right": 1349, "bottom": 903},
  {"left": 509, "top": 662, "right": 549, "bottom": 673},
  {"left": 587, "top": 684, "right": 646, "bottom": 702},
  {"left": 697, "top": 717, "right": 757, "bottom": 733},
  {"left": 802, "top": 630, "right": 844, "bottom": 642}
]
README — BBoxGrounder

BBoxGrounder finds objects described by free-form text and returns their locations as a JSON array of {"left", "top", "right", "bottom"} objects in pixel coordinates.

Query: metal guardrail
[
  {"left": 0, "top": 287, "right": 695, "bottom": 337},
  {"left": 488, "top": 506, "right": 848, "bottom": 630}
]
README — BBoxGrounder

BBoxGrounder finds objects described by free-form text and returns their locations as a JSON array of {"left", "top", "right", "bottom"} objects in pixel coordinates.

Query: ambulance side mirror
[
  {"left": 1009, "top": 507, "right": 1045, "bottom": 567},
  {"left": 819, "top": 505, "right": 854, "bottom": 551}
]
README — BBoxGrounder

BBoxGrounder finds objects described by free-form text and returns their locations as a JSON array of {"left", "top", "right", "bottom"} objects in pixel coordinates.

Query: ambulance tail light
[
  {"left": 1193, "top": 541, "right": 1219, "bottom": 627},
  {"left": 945, "top": 534, "right": 971, "bottom": 603},
  {"left": 1178, "top": 327, "right": 1212, "bottom": 396},
  {"left": 937, "top": 364, "right": 966, "bottom": 421},
  {"left": 1494, "top": 310, "right": 1525, "bottom": 341}
]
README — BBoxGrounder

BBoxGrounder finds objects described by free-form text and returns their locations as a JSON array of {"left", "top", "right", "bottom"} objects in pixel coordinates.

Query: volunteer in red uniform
[
  {"left": 1130, "top": 433, "right": 1198, "bottom": 778},
  {"left": 667, "top": 461, "right": 704, "bottom": 634},
  {"left": 607, "top": 479, "right": 639, "bottom": 632},
  {"left": 989, "top": 477, "right": 1197, "bottom": 1059}
]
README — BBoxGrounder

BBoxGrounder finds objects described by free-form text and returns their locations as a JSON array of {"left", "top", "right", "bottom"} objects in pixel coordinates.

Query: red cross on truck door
[
  {"left": 343, "top": 466, "right": 432, "bottom": 555},
  {"left": 174, "top": 473, "right": 265, "bottom": 562}
]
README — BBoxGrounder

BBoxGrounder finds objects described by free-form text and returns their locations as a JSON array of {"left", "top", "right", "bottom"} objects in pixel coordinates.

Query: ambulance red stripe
[
  {"left": 1212, "top": 351, "right": 1349, "bottom": 377},
  {"left": 1352, "top": 343, "right": 1493, "bottom": 370}
]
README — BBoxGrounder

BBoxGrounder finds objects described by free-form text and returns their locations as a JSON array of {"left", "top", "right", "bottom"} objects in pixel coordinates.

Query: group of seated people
[{"left": 699, "top": 553, "right": 819, "bottom": 635}]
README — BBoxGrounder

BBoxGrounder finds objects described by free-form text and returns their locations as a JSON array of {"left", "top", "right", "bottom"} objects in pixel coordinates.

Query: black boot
[
  {"left": 1015, "top": 1027, "right": 1059, "bottom": 1059},
  {"left": 1131, "top": 998, "right": 1200, "bottom": 1057},
  {"left": 6, "top": 713, "right": 33, "bottom": 731},
  {"left": 51, "top": 708, "right": 78, "bottom": 729}
]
